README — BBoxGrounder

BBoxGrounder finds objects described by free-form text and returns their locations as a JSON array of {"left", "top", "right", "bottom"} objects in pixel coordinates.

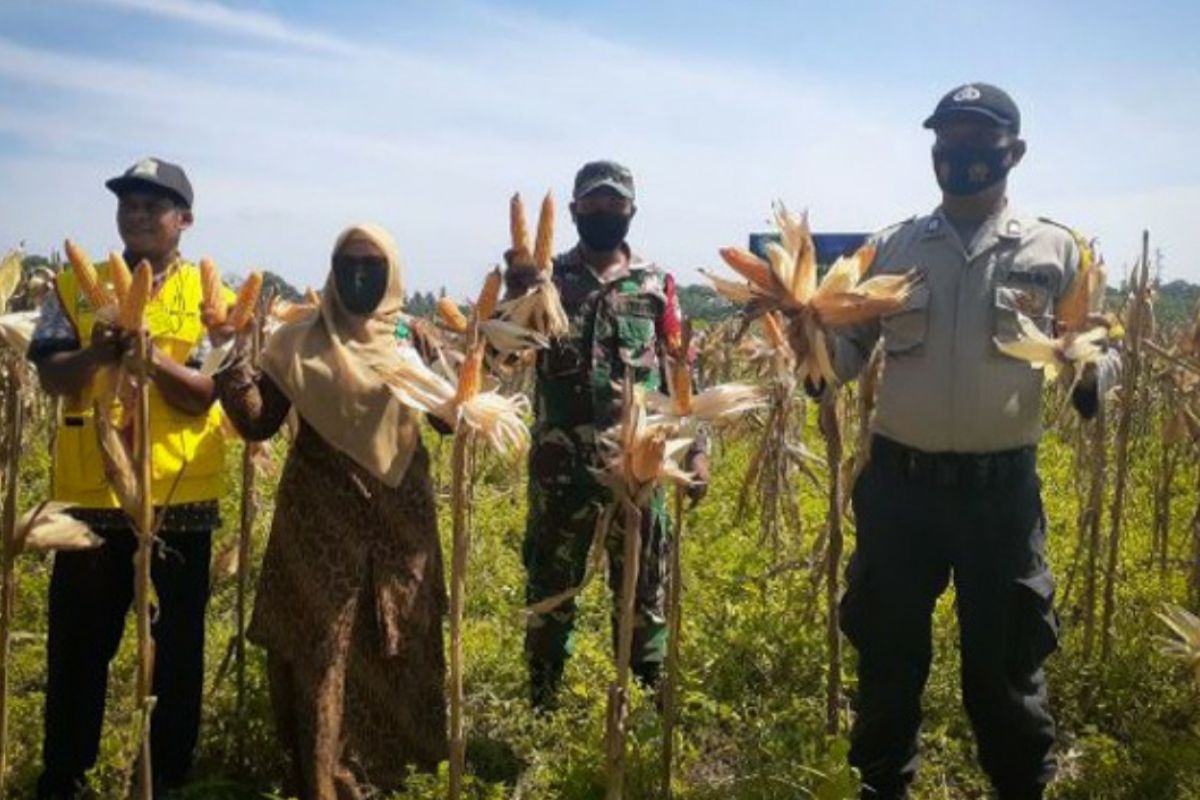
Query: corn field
[{"left": 0, "top": 242, "right": 1197, "bottom": 800}]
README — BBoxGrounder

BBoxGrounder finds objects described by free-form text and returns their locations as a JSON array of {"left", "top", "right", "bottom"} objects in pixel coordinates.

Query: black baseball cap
[
  {"left": 105, "top": 157, "right": 194, "bottom": 209},
  {"left": 573, "top": 160, "right": 635, "bottom": 201},
  {"left": 923, "top": 83, "right": 1021, "bottom": 134}
]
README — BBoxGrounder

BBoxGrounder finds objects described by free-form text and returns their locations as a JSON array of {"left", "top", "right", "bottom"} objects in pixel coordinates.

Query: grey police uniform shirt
[{"left": 830, "top": 203, "right": 1120, "bottom": 454}]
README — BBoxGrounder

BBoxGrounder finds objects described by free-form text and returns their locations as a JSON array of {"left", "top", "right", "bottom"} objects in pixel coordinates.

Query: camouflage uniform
[{"left": 523, "top": 245, "right": 680, "bottom": 702}]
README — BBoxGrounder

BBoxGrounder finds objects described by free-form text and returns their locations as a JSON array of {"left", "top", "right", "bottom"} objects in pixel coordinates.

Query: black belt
[{"left": 869, "top": 435, "right": 1035, "bottom": 486}]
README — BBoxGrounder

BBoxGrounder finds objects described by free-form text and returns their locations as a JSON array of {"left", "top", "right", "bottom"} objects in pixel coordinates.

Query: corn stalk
[
  {"left": 1100, "top": 231, "right": 1150, "bottom": 661},
  {"left": 234, "top": 311, "right": 265, "bottom": 766},
  {"left": 605, "top": 498, "right": 641, "bottom": 800},
  {"left": 660, "top": 486, "right": 684, "bottom": 799},
  {"left": 1081, "top": 405, "right": 1107, "bottom": 661},
  {"left": 133, "top": 331, "right": 155, "bottom": 800},
  {"left": 0, "top": 355, "right": 23, "bottom": 797},
  {"left": 447, "top": 422, "right": 473, "bottom": 800},
  {"left": 818, "top": 390, "right": 844, "bottom": 734}
]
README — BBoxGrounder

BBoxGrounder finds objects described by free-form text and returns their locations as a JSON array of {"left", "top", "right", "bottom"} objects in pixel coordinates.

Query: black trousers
[
  {"left": 841, "top": 437, "right": 1058, "bottom": 800},
  {"left": 37, "top": 528, "right": 212, "bottom": 800}
]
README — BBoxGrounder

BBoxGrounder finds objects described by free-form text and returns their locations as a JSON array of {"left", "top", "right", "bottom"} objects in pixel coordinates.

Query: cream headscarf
[{"left": 260, "top": 223, "right": 418, "bottom": 487}]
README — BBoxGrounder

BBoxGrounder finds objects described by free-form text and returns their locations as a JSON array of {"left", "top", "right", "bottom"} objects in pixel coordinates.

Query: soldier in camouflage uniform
[{"left": 504, "top": 161, "right": 708, "bottom": 709}]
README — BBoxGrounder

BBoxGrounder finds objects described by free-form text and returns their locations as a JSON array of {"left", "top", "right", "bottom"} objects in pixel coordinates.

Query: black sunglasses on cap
[{"left": 332, "top": 254, "right": 389, "bottom": 272}]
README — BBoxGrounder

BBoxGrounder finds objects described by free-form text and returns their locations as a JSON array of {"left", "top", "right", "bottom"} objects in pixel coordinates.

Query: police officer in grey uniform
[{"left": 824, "top": 83, "right": 1120, "bottom": 799}]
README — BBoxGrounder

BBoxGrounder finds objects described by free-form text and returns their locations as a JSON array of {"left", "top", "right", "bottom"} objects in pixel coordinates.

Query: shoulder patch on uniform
[{"left": 875, "top": 216, "right": 917, "bottom": 237}]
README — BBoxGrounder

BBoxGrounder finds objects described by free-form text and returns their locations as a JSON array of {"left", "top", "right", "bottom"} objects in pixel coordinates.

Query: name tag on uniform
[{"left": 999, "top": 270, "right": 1053, "bottom": 289}]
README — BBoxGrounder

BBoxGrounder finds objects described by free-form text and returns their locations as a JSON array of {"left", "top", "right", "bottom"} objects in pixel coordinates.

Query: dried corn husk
[
  {"left": 94, "top": 401, "right": 140, "bottom": 519},
  {"left": 437, "top": 297, "right": 469, "bottom": 334},
  {"left": 700, "top": 269, "right": 756, "bottom": 304},
  {"left": 496, "top": 280, "right": 569, "bottom": 339},
  {"left": 109, "top": 251, "right": 133, "bottom": 306},
  {"left": 598, "top": 384, "right": 693, "bottom": 504},
  {"left": 64, "top": 239, "right": 114, "bottom": 309},
  {"left": 714, "top": 203, "right": 917, "bottom": 387},
  {"left": 479, "top": 319, "right": 548, "bottom": 353},
  {"left": 718, "top": 247, "right": 775, "bottom": 294},
  {"left": 994, "top": 312, "right": 1107, "bottom": 382},
  {"left": 15, "top": 502, "right": 102, "bottom": 554},
  {"left": 228, "top": 272, "right": 263, "bottom": 331},
  {"left": 117, "top": 260, "right": 152, "bottom": 331},
  {"left": 201, "top": 258, "right": 227, "bottom": 326},
  {"left": 1158, "top": 604, "right": 1200, "bottom": 686},
  {"left": 0, "top": 249, "right": 22, "bottom": 310},
  {"left": 648, "top": 382, "right": 765, "bottom": 425},
  {"left": 0, "top": 311, "right": 39, "bottom": 354},
  {"left": 377, "top": 343, "right": 530, "bottom": 455}
]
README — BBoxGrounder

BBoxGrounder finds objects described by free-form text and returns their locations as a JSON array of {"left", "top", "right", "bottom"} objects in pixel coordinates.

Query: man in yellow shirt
[{"left": 29, "top": 158, "right": 227, "bottom": 799}]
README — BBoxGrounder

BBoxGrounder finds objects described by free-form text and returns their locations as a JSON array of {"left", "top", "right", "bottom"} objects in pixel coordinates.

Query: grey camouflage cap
[{"left": 573, "top": 160, "right": 635, "bottom": 201}]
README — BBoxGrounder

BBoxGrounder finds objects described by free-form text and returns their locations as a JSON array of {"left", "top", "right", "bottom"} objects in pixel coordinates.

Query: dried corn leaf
[
  {"left": 94, "top": 401, "right": 140, "bottom": 519},
  {"left": 15, "top": 502, "right": 102, "bottom": 554}
]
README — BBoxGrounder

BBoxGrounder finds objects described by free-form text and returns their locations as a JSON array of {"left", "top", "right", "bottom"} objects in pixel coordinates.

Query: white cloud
[
  {"left": 65, "top": 0, "right": 355, "bottom": 54},
  {"left": 1, "top": 1, "right": 1197, "bottom": 293}
]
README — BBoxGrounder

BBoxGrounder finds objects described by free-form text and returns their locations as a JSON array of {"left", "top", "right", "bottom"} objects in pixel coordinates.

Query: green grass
[{"left": 2, "top": 395, "right": 1198, "bottom": 799}]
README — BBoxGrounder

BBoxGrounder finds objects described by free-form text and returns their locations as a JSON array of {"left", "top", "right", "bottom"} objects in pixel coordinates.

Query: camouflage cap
[{"left": 573, "top": 160, "right": 635, "bottom": 201}]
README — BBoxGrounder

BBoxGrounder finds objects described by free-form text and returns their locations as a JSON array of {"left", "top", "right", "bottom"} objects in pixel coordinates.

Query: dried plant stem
[
  {"left": 0, "top": 360, "right": 22, "bottom": 797},
  {"left": 1081, "top": 406, "right": 1107, "bottom": 662},
  {"left": 448, "top": 424, "right": 473, "bottom": 800},
  {"left": 819, "top": 392, "right": 843, "bottom": 735},
  {"left": 660, "top": 487, "right": 684, "bottom": 799},
  {"left": 234, "top": 320, "right": 263, "bottom": 766},
  {"left": 605, "top": 501, "right": 641, "bottom": 800},
  {"left": 1100, "top": 231, "right": 1150, "bottom": 661},
  {"left": 134, "top": 332, "right": 155, "bottom": 800}
]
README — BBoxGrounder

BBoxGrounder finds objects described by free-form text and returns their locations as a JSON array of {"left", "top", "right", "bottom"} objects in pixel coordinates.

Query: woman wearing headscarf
[{"left": 216, "top": 224, "right": 446, "bottom": 799}]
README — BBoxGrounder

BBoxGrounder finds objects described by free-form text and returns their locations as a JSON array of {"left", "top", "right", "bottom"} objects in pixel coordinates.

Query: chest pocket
[
  {"left": 881, "top": 282, "right": 930, "bottom": 355},
  {"left": 612, "top": 294, "right": 661, "bottom": 378},
  {"left": 994, "top": 267, "right": 1056, "bottom": 344}
]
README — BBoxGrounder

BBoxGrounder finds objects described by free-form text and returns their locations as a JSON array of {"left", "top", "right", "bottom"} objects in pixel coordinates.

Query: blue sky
[{"left": 0, "top": 0, "right": 1197, "bottom": 294}]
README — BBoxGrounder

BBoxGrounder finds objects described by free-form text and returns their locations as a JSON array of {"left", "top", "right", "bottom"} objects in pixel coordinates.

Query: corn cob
[
  {"left": 228, "top": 272, "right": 263, "bottom": 331},
  {"left": 533, "top": 191, "right": 555, "bottom": 272},
  {"left": 64, "top": 239, "right": 114, "bottom": 308},
  {"left": 761, "top": 311, "right": 787, "bottom": 349},
  {"left": 454, "top": 344, "right": 485, "bottom": 406},
  {"left": 475, "top": 267, "right": 502, "bottom": 323},
  {"left": 719, "top": 247, "right": 774, "bottom": 292},
  {"left": 200, "top": 258, "right": 227, "bottom": 325},
  {"left": 669, "top": 359, "right": 692, "bottom": 417},
  {"left": 437, "top": 297, "right": 469, "bottom": 333},
  {"left": 118, "top": 260, "right": 153, "bottom": 331},
  {"left": 510, "top": 193, "right": 534, "bottom": 266},
  {"left": 108, "top": 251, "right": 133, "bottom": 305}
]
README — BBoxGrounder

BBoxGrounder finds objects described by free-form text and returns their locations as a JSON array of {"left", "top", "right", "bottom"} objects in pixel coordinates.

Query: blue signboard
[{"left": 748, "top": 232, "right": 869, "bottom": 266}]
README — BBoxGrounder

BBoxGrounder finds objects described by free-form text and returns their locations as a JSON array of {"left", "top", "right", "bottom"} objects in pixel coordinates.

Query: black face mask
[
  {"left": 332, "top": 255, "right": 389, "bottom": 315},
  {"left": 932, "top": 143, "right": 1014, "bottom": 196},
  {"left": 576, "top": 212, "right": 631, "bottom": 252}
]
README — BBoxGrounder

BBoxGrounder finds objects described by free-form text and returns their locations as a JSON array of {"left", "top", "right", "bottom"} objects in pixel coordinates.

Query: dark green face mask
[{"left": 332, "top": 254, "right": 389, "bottom": 315}]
